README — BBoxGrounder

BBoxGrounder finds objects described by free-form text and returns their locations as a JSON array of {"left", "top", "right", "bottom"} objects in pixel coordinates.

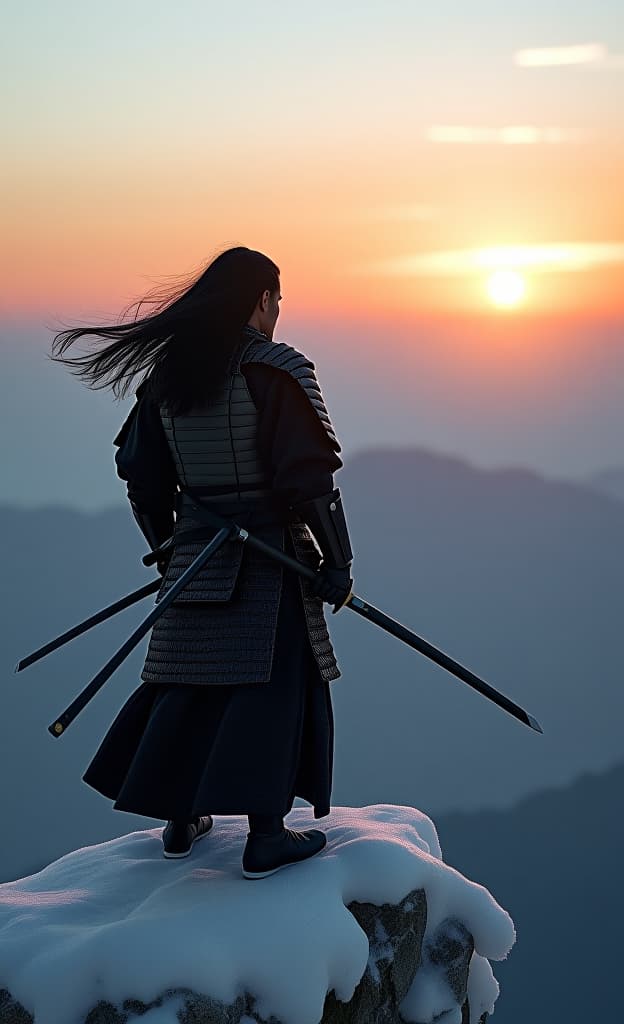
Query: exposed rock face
[
  {"left": 0, "top": 888, "right": 486, "bottom": 1024},
  {"left": 0, "top": 990, "right": 32, "bottom": 1024}
]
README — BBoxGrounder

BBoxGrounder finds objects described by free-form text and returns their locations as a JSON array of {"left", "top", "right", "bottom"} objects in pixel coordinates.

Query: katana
[
  {"left": 17, "top": 502, "right": 542, "bottom": 737},
  {"left": 46, "top": 526, "right": 234, "bottom": 737},
  {"left": 14, "top": 577, "right": 163, "bottom": 673},
  {"left": 149, "top": 500, "right": 543, "bottom": 734},
  {"left": 15, "top": 535, "right": 176, "bottom": 672}
]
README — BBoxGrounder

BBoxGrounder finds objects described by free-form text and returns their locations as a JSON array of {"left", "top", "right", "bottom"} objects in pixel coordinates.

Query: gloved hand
[{"left": 309, "top": 562, "right": 353, "bottom": 613}]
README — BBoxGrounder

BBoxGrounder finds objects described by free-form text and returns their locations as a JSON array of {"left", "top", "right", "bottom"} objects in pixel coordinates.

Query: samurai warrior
[{"left": 50, "top": 246, "right": 355, "bottom": 879}]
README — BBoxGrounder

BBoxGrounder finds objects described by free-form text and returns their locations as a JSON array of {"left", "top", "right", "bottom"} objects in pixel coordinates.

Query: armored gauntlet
[{"left": 292, "top": 488, "right": 354, "bottom": 612}]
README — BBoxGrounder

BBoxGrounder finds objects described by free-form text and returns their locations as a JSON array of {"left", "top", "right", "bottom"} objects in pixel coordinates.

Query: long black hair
[{"left": 48, "top": 245, "right": 280, "bottom": 416}]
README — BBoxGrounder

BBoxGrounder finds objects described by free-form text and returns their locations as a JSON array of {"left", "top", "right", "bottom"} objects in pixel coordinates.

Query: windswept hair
[{"left": 48, "top": 245, "right": 280, "bottom": 416}]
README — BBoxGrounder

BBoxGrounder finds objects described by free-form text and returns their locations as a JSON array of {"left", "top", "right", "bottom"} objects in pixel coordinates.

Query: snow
[
  {"left": 127, "top": 996, "right": 187, "bottom": 1023},
  {"left": 0, "top": 804, "right": 515, "bottom": 1024},
  {"left": 467, "top": 953, "right": 501, "bottom": 1022}
]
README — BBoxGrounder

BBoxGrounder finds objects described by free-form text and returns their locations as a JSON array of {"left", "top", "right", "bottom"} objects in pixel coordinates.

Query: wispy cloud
[
  {"left": 352, "top": 243, "right": 624, "bottom": 277},
  {"left": 344, "top": 204, "right": 442, "bottom": 223},
  {"left": 427, "top": 125, "right": 568, "bottom": 144},
  {"left": 429, "top": 42, "right": 624, "bottom": 147},
  {"left": 514, "top": 42, "right": 624, "bottom": 70}
]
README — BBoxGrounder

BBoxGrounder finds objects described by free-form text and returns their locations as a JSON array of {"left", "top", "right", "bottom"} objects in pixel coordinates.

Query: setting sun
[{"left": 486, "top": 269, "right": 527, "bottom": 308}]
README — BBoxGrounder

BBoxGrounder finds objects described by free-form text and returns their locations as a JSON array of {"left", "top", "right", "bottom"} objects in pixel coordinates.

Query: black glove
[{"left": 310, "top": 562, "right": 353, "bottom": 613}]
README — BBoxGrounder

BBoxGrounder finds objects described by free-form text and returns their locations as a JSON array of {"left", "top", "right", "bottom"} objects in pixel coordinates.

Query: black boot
[
  {"left": 242, "top": 813, "right": 327, "bottom": 879},
  {"left": 162, "top": 815, "right": 214, "bottom": 858}
]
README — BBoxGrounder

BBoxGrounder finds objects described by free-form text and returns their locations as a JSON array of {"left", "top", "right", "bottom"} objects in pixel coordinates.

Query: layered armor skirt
[{"left": 141, "top": 491, "right": 341, "bottom": 686}]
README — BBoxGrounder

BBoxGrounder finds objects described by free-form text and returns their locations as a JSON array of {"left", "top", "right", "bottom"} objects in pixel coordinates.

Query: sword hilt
[{"left": 142, "top": 537, "right": 175, "bottom": 567}]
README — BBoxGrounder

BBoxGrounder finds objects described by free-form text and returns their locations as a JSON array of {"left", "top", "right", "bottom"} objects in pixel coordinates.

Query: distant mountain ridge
[
  {"left": 436, "top": 759, "right": 624, "bottom": 1023},
  {"left": 586, "top": 465, "right": 624, "bottom": 503}
]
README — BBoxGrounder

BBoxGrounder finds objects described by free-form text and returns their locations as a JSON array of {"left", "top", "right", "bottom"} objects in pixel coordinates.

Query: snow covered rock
[{"left": 0, "top": 805, "right": 514, "bottom": 1024}]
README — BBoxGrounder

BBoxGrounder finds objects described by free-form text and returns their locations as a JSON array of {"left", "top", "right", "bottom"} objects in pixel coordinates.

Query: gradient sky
[
  {"left": 3, "top": 0, "right": 623, "bottom": 317},
  {"left": 1, "top": 2, "right": 623, "bottom": 505}
]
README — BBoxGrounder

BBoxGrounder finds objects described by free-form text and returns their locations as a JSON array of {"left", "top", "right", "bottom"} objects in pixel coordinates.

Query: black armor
[
  {"left": 292, "top": 488, "right": 353, "bottom": 568},
  {"left": 157, "top": 326, "right": 340, "bottom": 500},
  {"left": 139, "top": 324, "right": 343, "bottom": 687},
  {"left": 239, "top": 333, "right": 341, "bottom": 454}
]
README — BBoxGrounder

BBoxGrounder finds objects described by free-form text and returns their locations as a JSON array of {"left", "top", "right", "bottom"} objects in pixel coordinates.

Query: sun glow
[{"left": 486, "top": 269, "right": 527, "bottom": 308}]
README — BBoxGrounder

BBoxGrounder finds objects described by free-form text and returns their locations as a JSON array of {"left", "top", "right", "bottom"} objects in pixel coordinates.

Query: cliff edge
[{"left": 0, "top": 804, "right": 514, "bottom": 1024}]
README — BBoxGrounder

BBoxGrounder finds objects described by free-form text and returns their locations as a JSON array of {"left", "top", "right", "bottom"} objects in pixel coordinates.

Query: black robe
[{"left": 82, "top": 361, "right": 344, "bottom": 822}]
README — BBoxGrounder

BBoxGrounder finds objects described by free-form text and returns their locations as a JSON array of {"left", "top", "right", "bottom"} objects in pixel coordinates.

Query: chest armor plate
[
  {"left": 158, "top": 357, "right": 269, "bottom": 498},
  {"left": 140, "top": 326, "right": 342, "bottom": 685}
]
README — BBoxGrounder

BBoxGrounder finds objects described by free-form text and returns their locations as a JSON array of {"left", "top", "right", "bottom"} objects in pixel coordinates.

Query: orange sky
[
  {"left": 2, "top": 7, "right": 623, "bottom": 329},
  {"left": 4, "top": 140, "right": 622, "bottom": 326}
]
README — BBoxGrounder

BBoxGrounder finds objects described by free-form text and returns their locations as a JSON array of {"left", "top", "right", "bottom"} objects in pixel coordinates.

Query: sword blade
[
  {"left": 346, "top": 595, "right": 543, "bottom": 733},
  {"left": 15, "top": 578, "right": 162, "bottom": 673},
  {"left": 136, "top": 496, "right": 544, "bottom": 734},
  {"left": 48, "top": 526, "right": 234, "bottom": 737}
]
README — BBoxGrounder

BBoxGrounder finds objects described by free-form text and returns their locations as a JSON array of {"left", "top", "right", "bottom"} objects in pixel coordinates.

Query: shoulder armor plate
[{"left": 239, "top": 336, "right": 341, "bottom": 452}]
